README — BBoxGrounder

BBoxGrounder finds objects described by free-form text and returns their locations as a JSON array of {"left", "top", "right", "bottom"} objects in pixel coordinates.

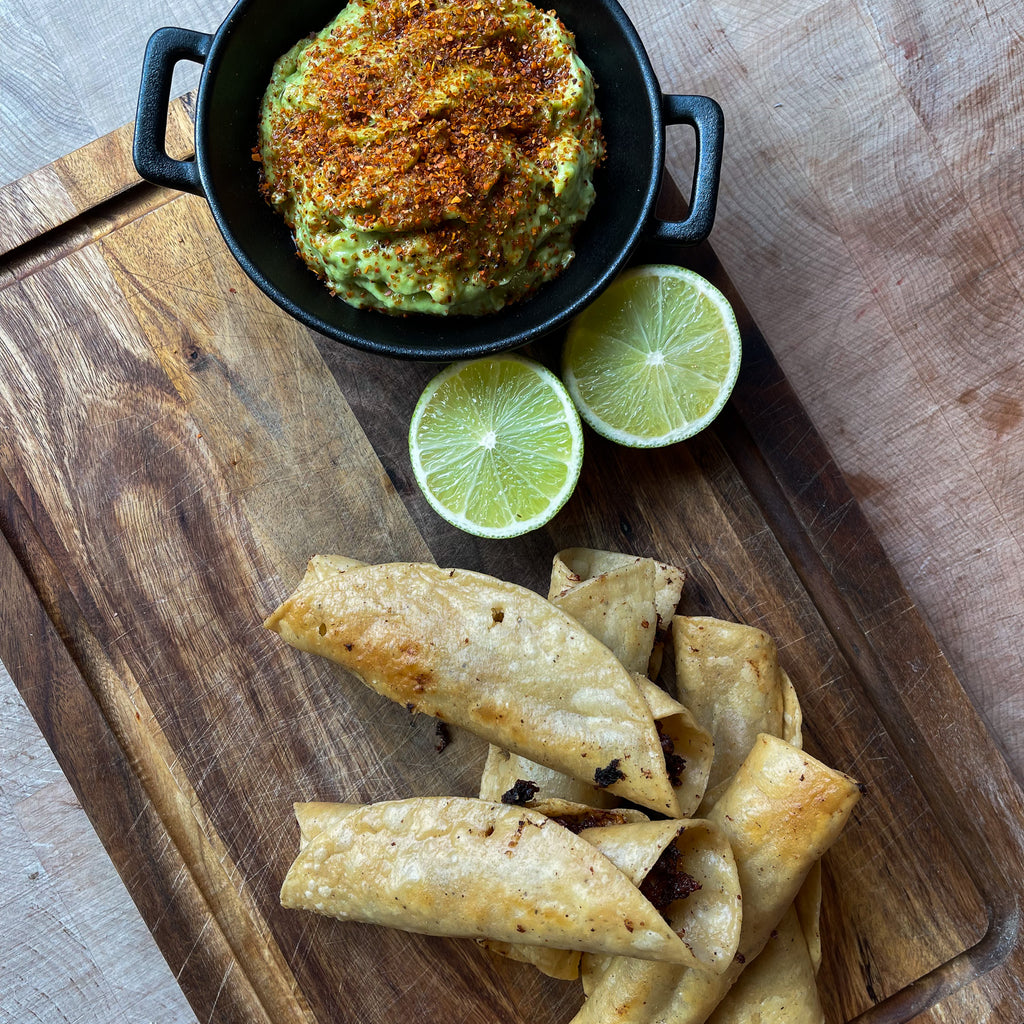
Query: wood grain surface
[
  {"left": 2, "top": 90, "right": 1024, "bottom": 1024},
  {"left": 1, "top": 0, "right": 1022, "bottom": 1021}
]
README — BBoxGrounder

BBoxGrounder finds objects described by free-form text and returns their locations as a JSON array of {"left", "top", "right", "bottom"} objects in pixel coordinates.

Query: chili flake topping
[{"left": 258, "top": 0, "right": 604, "bottom": 315}]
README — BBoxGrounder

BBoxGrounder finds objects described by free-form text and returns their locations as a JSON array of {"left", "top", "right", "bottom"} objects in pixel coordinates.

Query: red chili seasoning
[{"left": 258, "top": 0, "right": 604, "bottom": 314}]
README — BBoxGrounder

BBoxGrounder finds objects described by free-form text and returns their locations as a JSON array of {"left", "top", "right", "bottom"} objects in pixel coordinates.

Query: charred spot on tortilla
[
  {"left": 504, "top": 817, "right": 530, "bottom": 854},
  {"left": 594, "top": 759, "right": 627, "bottom": 788},
  {"left": 639, "top": 842, "right": 702, "bottom": 915},
  {"left": 501, "top": 779, "right": 541, "bottom": 805}
]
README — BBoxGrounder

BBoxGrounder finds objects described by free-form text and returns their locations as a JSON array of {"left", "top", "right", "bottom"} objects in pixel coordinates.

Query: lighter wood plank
[
  {"left": 0, "top": 661, "right": 197, "bottom": 1024},
  {"left": 0, "top": 0, "right": 224, "bottom": 187}
]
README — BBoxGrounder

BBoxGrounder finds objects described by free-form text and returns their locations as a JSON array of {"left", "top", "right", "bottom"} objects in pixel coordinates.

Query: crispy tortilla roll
[
  {"left": 550, "top": 549, "right": 686, "bottom": 646},
  {"left": 633, "top": 675, "right": 714, "bottom": 818},
  {"left": 550, "top": 552, "right": 658, "bottom": 675},
  {"left": 794, "top": 859, "right": 823, "bottom": 973},
  {"left": 706, "top": 905, "right": 825, "bottom": 1024},
  {"left": 554, "top": 557, "right": 711, "bottom": 820},
  {"left": 483, "top": 813, "right": 741, "bottom": 981},
  {"left": 478, "top": 678, "right": 712, "bottom": 818},
  {"left": 548, "top": 554, "right": 709, "bottom": 816},
  {"left": 477, "top": 548, "right": 708, "bottom": 816},
  {"left": 480, "top": 935, "right": 584, "bottom": 982},
  {"left": 265, "top": 559, "right": 682, "bottom": 815},
  {"left": 573, "top": 735, "right": 861, "bottom": 1024},
  {"left": 294, "top": 554, "right": 368, "bottom": 582},
  {"left": 671, "top": 619, "right": 824, "bottom": 1018},
  {"left": 281, "top": 797, "right": 702, "bottom": 964},
  {"left": 582, "top": 820, "right": 741, "bottom": 975},
  {"left": 476, "top": 800, "right": 651, "bottom": 980},
  {"left": 550, "top": 548, "right": 685, "bottom": 680},
  {"left": 552, "top": 552, "right": 705, "bottom": 801},
  {"left": 674, "top": 616, "right": 790, "bottom": 809}
]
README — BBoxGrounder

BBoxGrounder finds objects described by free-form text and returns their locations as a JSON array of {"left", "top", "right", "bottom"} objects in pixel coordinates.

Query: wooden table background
[{"left": 1, "top": 0, "right": 1021, "bottom": 1020}]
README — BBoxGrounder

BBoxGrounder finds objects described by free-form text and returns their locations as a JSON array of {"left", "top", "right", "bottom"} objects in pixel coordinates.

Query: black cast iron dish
[{"left": 134, "top": 0, "right": 724, "bottom": 361}]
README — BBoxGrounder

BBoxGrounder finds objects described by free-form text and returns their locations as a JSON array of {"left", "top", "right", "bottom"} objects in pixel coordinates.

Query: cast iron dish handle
[
  {"left": 133, "top": 27, "right": 212, "bottom": 196},
  {"left": 651, "top": 94, "right": 724, "bottom": 245}
]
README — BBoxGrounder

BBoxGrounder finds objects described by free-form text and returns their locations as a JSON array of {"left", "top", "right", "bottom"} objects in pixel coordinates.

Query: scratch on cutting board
[
  {"left": 793, "top": 666, "right": 847, "bottom": 703},
  {"left": 773, "top": 631, "right": 820, "bottom": 661},
  {"left": 147, "top": 861, "right": 196, "bottom": 934},
  {"left": 865, "top": 808, "right": 929, "bottom": 866},
  {"left": 377, "top": 949, "right": 438, "bottom": 1009},
  {"left": 845, "top": 725, "right": 893, "bottom": 774},
  {"left": 820, "top": 693, "right": 864, "bottom": 733},
  {"left": 865, "top": 594, "right": 918, "bottom": 624},
  {"left": 206, "top": 959, "right": 235, "bottom": 1023},
  {"left": 177, "top": 913, "right": 215, "bottom": 980}
]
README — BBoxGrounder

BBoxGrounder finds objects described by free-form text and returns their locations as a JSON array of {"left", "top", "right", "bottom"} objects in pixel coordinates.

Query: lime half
[
  {"left": 562, "top": 265, "right": 742, "bottom": 447},
  {"left": 409, "top": 355, "right": 584, "bottom": 539}
]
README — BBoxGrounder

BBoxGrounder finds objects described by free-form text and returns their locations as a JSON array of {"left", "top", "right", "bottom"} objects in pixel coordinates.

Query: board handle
[
  {"left": 133, "top": 26, "right": 212, "bottom": 196},
  {"left": 649, "top": 94, "right": 724, "bottom": 245}
]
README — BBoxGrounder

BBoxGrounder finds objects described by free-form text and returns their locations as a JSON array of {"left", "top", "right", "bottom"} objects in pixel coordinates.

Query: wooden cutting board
[{"left": 1, "top": 98, "right": 1023, "bottom": 1024}]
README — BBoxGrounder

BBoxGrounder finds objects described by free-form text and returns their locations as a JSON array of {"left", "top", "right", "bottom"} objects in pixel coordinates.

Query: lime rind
[
  {"left": 563, "top": 265, "right": 742, "bottom": 448},
  {"left": 409, "top": 354, "right": 584, "bottom": 539}
]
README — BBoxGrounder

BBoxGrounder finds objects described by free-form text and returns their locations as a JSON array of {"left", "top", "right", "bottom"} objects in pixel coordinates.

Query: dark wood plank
[
  {"left": 0, "top": 98, "right": 1022, "bottom": 1024},
  {"left": 0, "top": 469, "right": 297, "bottom": 1024}
]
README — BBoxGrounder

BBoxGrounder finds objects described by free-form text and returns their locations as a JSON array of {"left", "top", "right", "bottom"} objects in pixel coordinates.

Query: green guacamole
[{"left": 258, "top": 0, "right": 604, "bottom": 316}]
